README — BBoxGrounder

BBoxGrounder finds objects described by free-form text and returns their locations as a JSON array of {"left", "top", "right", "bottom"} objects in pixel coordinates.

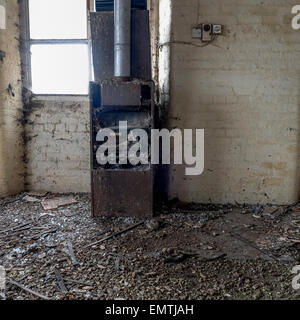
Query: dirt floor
[{"left": 0, "top": 193, "right": 300, "bottom": 300}]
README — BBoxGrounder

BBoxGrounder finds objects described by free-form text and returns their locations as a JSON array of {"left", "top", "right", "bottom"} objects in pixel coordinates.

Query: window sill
[{"left": 32, "top": 94, "right": 89, "bottom": 102}]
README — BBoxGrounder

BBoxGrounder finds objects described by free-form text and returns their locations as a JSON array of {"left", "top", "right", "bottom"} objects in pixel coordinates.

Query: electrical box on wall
[
  {"left": 202, "top": 24, "right": 213, "bottom": 41},
  {"left": 192, "top": 27, "right": 202, "bottom": 39},
  {"left": 192, "top": 24, "right": 223, "bottom": 42},
  {"left": 213, "top": 24, "right": 223, "bottom": 35}
]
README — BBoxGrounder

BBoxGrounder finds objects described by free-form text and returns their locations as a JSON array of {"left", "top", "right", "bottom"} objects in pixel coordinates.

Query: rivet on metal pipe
[{"left": 114, "top": 0, "right": 131, "bottom": 79}]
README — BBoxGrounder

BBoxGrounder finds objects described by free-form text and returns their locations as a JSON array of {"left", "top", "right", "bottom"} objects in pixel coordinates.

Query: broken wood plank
[
  {"left": 0, "top": 226, "right": 32, "bottom": 239},
  {"left": 41, "top": 196, "right": 77, "bottom": 211},
  {"left": 164, "top": 254, "right": 187, "bottom": 264},
  {"left": 0, "top": 223, "right": 32, "bottom": 235},
  {"left": 0, "top": 198, "right": 18, "bottom": 207},
  {"left": 274, "top": 204, "right": 297, "bottom": 221},
  {"left": 115, "top": 256, "right": 121, "bottom": 272},
  {"left": 8, "top": 280, "right": 50, "bottom": 300},
  {"left": 262, "top": 206, "right": 279, "bottom": 216},
  {"left": 54, "top": 269, "right": 68, "bottom": 293},
  {"left": 48, "top": 276, "right": 93, "bottom": 287},
  {"left": 164, "top": 251, "right": 226, "bottom": 264},
  {"left": 67, "top": 241, "right": 79, "bottom": 266},
  {"left": 63, "top": 278, "right": 93, "bottom": 287},
  {"left": 84, "top": 221, "right": 144, "bottom": 249},
  {"left": 30, "top": 228, "right": 58, "bottom": 241}
]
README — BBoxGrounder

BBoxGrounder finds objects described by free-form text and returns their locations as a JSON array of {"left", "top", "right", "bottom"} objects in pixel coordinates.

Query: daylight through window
[{"left": 29, "top": 0, "right": 89, "bottom": 94}]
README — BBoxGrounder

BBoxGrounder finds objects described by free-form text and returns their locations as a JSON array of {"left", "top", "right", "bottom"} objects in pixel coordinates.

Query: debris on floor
[
  {"left": 0, "top": 193, "right": 299, "bottom": 300},
  {"left": 41, "top": 196, "right": 77, "bottom": 211},
  {"left": 27, "top": 191, "right": 47, "bottom": 197},
  {"left": 22, "top": 195, "right": 40, "bottom": 203}
]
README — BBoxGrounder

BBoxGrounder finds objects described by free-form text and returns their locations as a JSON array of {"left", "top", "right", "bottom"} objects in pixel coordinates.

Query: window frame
[{"left": 19, "top": 0, "right": 94, "bottom": 97}]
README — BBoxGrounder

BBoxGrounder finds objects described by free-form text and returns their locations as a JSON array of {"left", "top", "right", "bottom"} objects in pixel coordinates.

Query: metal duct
[{"left": 114, "top": 0, "right": 131, "bottom": 79}]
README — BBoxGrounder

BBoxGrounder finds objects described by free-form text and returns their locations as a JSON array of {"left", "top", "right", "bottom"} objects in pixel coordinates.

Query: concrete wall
[
  {"left": 25, "top": 97, "right": 90, "bottom": 193},
  {"left": 167, "top": 0, "right": 300, "bottom": 204},
  {"left": 0, "top": 0, "right": 24, "bottom": 197}
]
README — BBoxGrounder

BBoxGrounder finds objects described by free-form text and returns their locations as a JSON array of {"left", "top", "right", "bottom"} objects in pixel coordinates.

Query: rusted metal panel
[
  {"left": 90, "top": 12, "right": 114, "bottom": 82},
  {"left": 90, "top": 10, "right": 151, "bottom": 82},
  {"left": 89, "top": 81, "right": 155, "bottom": 217},
  {"left": 92, "top": 168, "right": 153, "bottom": 217},
  {"left": 90, "top": 81, "right": 154, "bottom": 171},
  {"left": 131, "top": 10, "right": 152, "bottom": 81},
  {"left": 101, "top": 80, "right": 141, "bottom": 106}
]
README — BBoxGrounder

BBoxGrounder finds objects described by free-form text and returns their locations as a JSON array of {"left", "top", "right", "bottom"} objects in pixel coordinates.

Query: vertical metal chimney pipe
[{"left": 114, "top": 0, "right": 131, "bottom": 79}]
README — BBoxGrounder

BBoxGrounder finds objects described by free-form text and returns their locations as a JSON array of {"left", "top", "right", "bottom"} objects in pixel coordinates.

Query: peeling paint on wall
[{"left": 0, "top": 0, "right": 24, "bottom": 197}]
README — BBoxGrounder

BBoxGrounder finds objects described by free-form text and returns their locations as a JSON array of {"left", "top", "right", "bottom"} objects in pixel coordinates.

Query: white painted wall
[
  {"left": 25, "top": 97, "right": 90, "bottom": 193},
  {"left": 167, "top": 0, "right": 300, "bottom": 204}
]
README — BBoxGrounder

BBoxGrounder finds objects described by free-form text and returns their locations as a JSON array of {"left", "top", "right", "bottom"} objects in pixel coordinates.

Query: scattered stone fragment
[
  {"left": 252, "top": 214, "right": 261, "bottom": 219},
  {"left": 145, "top": 219, "right": 161, "bottom": 231}
]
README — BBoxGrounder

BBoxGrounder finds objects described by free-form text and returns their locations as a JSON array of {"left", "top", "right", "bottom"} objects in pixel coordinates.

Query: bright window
[{"left": 28, "top": 0, "right": 89, "bottom": 95}]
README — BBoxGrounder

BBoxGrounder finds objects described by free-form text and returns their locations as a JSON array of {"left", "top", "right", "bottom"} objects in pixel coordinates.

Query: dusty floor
[{"left": 0, "top": 193, "right": 300, "bottom": 300}]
